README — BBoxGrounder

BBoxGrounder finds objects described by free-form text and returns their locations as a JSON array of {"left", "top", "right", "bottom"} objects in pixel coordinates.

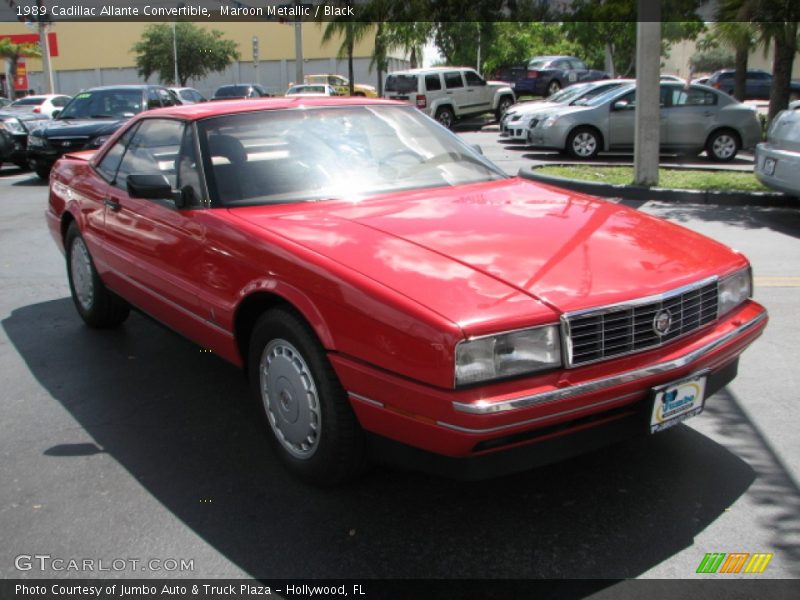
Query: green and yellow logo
[{"left": 696, "top": 552, "right": 773, "bottom": 574}]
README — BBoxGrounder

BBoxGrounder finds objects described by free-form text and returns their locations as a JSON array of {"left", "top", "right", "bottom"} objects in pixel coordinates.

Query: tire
[
  {"left": 248, "top": 308, "right": 365, "bottom": 486},
  {"left": 35, "top": 165, "right": 51, "bottom": 180},
  {"left": 495, "top": 96, "right": 514, "bottom": 121},
  {"left": 566, "top": 127, "right": 601, "bottom": 160},
  {"left": 13, "top": 161, "right": 29, "bottom": 171},
  {"left": 705, "top": 129, "right": 740, "bottom": 162},
  {"left": 547, "top": 80, "right": 561, "bottom": 96},
  {"left": 65, "top": 223, "right": 130, "bottom": 328},
  {"left": 434, "top": 106, "right": 455, "bottom": 129}
]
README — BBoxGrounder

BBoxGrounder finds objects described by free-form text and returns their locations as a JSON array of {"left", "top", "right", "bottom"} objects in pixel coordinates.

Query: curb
[{"left": 519, "top": 165, "right": 798, "bottom": 207}]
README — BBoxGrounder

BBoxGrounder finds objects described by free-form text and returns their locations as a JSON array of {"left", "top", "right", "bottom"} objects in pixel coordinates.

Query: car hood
[
  {"left": 34, "top": 118, "right": 127, "bottom": 137},
  {"left": 227, "top": 178, "right": 744, "bottom": 335},
  {"left": 507, "top": 101, "right": 562, "bottom": 116},
  {"left": 768, "top": 109, "right": 800, "bottom": 152}
]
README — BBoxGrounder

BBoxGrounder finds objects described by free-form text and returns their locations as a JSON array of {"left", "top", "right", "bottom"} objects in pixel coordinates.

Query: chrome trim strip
[
  {"left": 349, "top": 393, "right": 384, "bottom": 409},
  {"left": 453, "top": 310, "right": 767, "bottom": 415},
  {"left": 438, "top": 392, "right": 642, "bottom": 434}
]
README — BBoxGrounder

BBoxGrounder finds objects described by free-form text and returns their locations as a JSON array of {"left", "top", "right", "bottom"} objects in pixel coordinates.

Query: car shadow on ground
[{"left": 5, "top": 298, "right": 797, "bottom": 580}]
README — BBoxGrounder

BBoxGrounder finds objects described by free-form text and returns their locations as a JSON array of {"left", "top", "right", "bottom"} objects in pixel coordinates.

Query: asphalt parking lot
[{"left": 1, "top": 125, "right": 799, "bottom": 590}]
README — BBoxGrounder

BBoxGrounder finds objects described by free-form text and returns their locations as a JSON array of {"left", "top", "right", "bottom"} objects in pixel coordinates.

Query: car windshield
[
  {"left": 528, "top": 59, "right": 552, "bottom": 69},
  {"left": 57, "top": 90, "right": 143, "bottom": 119},
  {"left": 199, "top": 105, "right": 507, "bottom": 206},
  {"left": 548, "top": 83, "right": 592, "bottom": 103},
  {"left": 583, "top": 85, "right": 634, "bottom": 107},
  {"left": 571, "top": 82, "right": 625, "bottom": 106},
  {"left": 215, "top": 86, "right": 250, "bottom": 98}
]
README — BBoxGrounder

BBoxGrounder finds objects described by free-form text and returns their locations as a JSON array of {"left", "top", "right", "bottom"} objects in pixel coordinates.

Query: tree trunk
[
  {"left": 409, "top": 47, "right": 417, "bottom": 69},
  {"left": 347, "top": 36, "right": 354, "bottom": 96},
  {"left": 733, "top": 46, "right": 748, "bottom": 101},
  {"left": 768, "top": 22, "right": 798, "bottom": 123}
]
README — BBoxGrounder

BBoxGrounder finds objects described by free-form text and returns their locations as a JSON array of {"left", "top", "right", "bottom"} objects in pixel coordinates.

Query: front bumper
[
  {"left": 0, "top": 131, "right": 29, "bottom": 164},
  {"left": 331, "top": 300, "right": 766, "bottom": 474},
  {"left": 754, "top": 143, "right": 800, "bottom": 197},
  {"left": 500, "top": 117, "right": 529, "bottom": 141}
]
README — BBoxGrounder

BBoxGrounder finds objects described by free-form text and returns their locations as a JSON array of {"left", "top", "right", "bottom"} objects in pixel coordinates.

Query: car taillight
[
  {"left": 712, "top": 82, "right": 721, "bottom": 89},
  {"left": 416, "top": 94, "right": 427, "bottom": 109},
  {"left": 527, "top": 70, "right": 539, "bottom": 79},
  {"left": 33, "top": 107, "right": 40, "bottom": 113}
]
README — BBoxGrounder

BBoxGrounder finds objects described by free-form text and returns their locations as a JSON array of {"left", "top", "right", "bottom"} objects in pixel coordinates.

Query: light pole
[{"left": 172, "top": 21, "right": 179, "bottom": 85}]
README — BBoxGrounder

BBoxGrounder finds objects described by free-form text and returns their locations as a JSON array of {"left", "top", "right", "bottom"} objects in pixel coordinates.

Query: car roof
[
  {"left": 139, "top": 97, "right": 400, "bottom": 120},
  {"left": 387, "top": 66, "right": 477, "bottom": 74}
]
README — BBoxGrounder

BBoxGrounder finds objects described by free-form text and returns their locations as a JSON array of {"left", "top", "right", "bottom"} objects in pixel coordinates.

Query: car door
[
  {"left": 100, "top": 118, "right": 215, "bottom": 337},
  {"left": 443, "top": 71, "right": 468, "bottom": 114},
  {"left": 662, "top": 85, "right": 718, "bottom": 151},
  {"left": 606, "top": 90, "right": 637, "bottom": 149},
  {"left": 462, "top": 69, "right": 493, "bottom": 114}
]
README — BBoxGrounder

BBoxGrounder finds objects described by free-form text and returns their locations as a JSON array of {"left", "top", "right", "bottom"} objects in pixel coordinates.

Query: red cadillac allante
[{"left": 46, "top": 98, "right": 767, "bottom": 485}]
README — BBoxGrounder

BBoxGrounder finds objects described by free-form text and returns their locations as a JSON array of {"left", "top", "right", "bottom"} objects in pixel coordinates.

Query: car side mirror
[
  {"left": 51, "top": 110, "right": 61, "bottom": 118},
  {"left": 471, "top": 144, "right": 483, "bottom": 155},
  {"left": 127, "top": 173, "right": 186, "bottom": 208},
  {"left": 612, "top": 100, "right": 631, "bottom": 111}
]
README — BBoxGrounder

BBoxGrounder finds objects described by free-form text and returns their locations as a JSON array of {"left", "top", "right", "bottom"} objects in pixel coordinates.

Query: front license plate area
[
  {"left": 764, "top": 157, "right": 776, "bottom": 176},
  {"left": 649, "top": 374, "right": 707, "bottom": 433}
]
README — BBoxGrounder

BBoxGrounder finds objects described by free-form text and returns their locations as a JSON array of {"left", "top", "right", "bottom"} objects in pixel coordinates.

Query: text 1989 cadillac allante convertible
[{"left": 46, "top": 97, "right": 767, "bottom": 485}]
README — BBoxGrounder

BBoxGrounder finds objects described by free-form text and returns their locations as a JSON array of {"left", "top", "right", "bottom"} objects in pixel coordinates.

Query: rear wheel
[
  {"left": 248, "top": 308, "right": 365, "bottom": 486},
  {"left": 566, "top": 127, "right": 601, "bottom": 159},
  {"left": 65, "top": 223, "right": 130, "bottom": 328},
  {"left": 547, "top": 80, "right": 562, "bottom": 96},
  {"left": 35, "top": 165, "right": 51, "bottom": 180},
  {"left": 434, "top": 106, "right": 455, "bottom": 129}
]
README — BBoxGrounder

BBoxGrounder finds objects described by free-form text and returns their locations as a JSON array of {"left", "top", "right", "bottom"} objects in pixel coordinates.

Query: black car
[
  {"left": 211, "top": 84, "right": 270, "bottom": 100},
  {"left": 494, "top": 55, "right": 608, "bottom": 97},
  {"left": 0, "top": 109, "right": 49, "bottom": 170},
  {"left": 707, "top": 68, "right": 800, "bottom": 101},
  {"left": 27, "top": 85, "right": 181, "bottom": 179}
]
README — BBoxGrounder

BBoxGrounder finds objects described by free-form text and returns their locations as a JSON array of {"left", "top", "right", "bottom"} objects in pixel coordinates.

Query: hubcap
[
  {"left": 712, "top": 135, "right": 736, "bottom": 159},
  {"left": 437, "top": 111, "right": 453, "bottom": 128},
  {"left": 70, "top": 237, "right": 94, "bottom": 311},
  {"left": 573, "top": 132, "right": 597, "bottom": 157},
  {"left": 259, "top": 339, "right": 321, "bottom": 459},
  {"left": 548, "top": 82, "right": 560, "bottom": 95}
]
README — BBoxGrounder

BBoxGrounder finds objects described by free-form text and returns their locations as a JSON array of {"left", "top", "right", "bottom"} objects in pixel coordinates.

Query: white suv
[{"left": 384, "top": 67, "right": 515, "bottom": 128}]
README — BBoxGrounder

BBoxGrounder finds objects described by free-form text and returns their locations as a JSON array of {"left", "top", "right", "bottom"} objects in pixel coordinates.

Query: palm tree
[
  {"left": 713, "top": 22, "right": 757, "bottom": 101},
  {"left": 321, "top": 1, "right": 371, "bottom": 96},
  {"left": 0, "top": 38, "right": 42, "bottom": 98}
]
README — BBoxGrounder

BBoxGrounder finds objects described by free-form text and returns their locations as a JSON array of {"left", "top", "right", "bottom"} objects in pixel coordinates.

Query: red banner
[{"left": 0, "top": 32, "right": 59, "bottom": 57}]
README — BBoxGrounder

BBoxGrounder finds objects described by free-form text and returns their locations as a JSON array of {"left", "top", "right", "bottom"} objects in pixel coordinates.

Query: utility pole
[
  {"left": 36, "top": 0, "right": 54, "bottom": 93},
  {"left": 294, "top": 11, "right": 303, "bottom": 84},
  {"left": 633, "top": 0, "right": 661, "bottom": 187}
]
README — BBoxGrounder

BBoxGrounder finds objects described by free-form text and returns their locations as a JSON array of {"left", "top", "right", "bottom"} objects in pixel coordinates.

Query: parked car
[
  {"left": 525, "top": 82, "right": 761, "bottom": 161},
  {"left": 45, "top": 97, "right": 767, "bottom": 485},
  {"left": 285, "top": 84, "right": 338, "bottom": 97},
  {"left": 212, "top": 84, "right": 270, "bottom": 100},
  {"left": 691, "top": 76, "right": 710, "bottom": 86},
  {"left": 501, "top": 79, "right": 632, "bottom": 141},
  {"left": 660, "top": 74, "right": 685, "bottom": 83},
  {"left": 495, "top": 56, "right": 609, "bottom": 98},
  {"left": 304, "top": 74, "right": 376, "bottom": 97},
  {"left": 8, "top": 94, "right": 72, "bottom": 117},
  {"left": 754, "top": 103, "right": 800, "bottom": 196},
  {"left": 383, "top": 66, "right": 515, "bottom": 128},
  {"left": 170, "top": 87, "right": 207, "bottom": 104},
  {"left": 27, "top": 85, "right": 182, "bottom": 179},
  {"left": 0, "top": 97, "right": 11, "bottom": 109},
  {"left": 707, "top": 68, "right": 800, "bottom": 101},
  {"left": 0, "top": 109, "right": 49, "bottom": 169}
]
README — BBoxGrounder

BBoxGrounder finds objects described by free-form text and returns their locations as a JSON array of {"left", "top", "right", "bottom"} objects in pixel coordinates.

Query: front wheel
[
  {"left": 706, "top": 129, "right": 740, "bottom": 162},
  {"left": 65, "top": 223, "right": 130, "bottom": 328},
  {"left": 566, "top": 127, "right": 601, "bottom": 159},
  {"left": 248, "top": 308, "right": 365, "bottom": 486},
  {"left": 495, "top": 96, "right": 514, "bottom": 121}
]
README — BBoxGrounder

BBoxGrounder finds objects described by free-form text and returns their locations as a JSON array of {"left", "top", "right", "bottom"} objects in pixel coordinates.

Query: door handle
[{"left": 104, "top": 198, "right": 121, "bottom": 212}]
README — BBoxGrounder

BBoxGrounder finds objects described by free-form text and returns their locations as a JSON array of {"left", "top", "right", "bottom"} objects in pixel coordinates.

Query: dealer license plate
[
  {"left": 649, "top": 374, "right": 707, "bottom": 433},
  {"left": 764, "top": 157, "right": 776, "bottom": 176}
]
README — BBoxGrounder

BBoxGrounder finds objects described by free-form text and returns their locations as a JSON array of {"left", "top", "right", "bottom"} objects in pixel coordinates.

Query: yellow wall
[{"left": 0, "top": 21, "right": 380, "bottom": 71}]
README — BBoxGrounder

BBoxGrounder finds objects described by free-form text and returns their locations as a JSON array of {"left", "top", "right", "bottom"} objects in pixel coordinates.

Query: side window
[
  {"left": 95, "top": 125, "right": 138, "bottom": 182},
  {"left": 424, "top": 74, "right": 442, "bottom": 91},
  {"left": 147, "top": 88, "right": 160, "bottom": 109},
  {"left": 115, "top": 119, "right": 185, "bottom": 192},
  {"left": 572, "top": 60, "right": 587, "bottom": 70},
  {"left": 158, "top": 88, "right": 177, "bottom": 107},
  {"left": 53, "top": 96, "right": 70, "bottom": 107},
  {"left": 444, "top": 72, "right": 464, "bottom": 89},
  {"left": 464, "top": 70, "right": 485, "bottom": 86}
]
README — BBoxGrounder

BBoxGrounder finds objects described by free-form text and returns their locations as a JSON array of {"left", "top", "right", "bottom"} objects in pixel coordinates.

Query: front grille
[
  {"left": 48, "top": 137, "right": 90, "bottom": 150},
  {"left": 564, "top": 278, "right": 719, "bottom": 367}
]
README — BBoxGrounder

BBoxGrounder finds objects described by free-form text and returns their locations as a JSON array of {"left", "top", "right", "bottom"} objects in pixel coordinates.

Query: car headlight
[
  {"left": 541, "top": 115, "right": 559, "bottom": 128},
  {"left": 27, "top": 134, "right": 45, "bottom": 148},
  {"left": 0, "top": 117, "right": 26, "bottom": 135},
  {"left": 455, "top": 325, "right": 562, "bottom": 386},
  {"left": 89, "top": 135, "right": 110, "bottom": 148},
  {"left": 718, "top": 267, "right": 752, "bottom": 316}
]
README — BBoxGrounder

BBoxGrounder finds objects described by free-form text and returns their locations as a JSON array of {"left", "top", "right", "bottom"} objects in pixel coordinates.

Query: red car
[{"left": 46, "top": 97, "right": 767, "bottom": 485}]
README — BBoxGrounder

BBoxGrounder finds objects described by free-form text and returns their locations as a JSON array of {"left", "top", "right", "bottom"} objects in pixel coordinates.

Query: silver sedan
[
  {"left": 755, "top": 105, "right": 800, "bottom": 196},
  {"left": 526, "top": 82, "right": 762, "bottom": 161}
]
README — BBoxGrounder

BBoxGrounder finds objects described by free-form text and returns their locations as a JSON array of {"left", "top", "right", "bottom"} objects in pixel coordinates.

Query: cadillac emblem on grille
[{"left": 653, "top": 309, "right": 673, "bottom": 336}]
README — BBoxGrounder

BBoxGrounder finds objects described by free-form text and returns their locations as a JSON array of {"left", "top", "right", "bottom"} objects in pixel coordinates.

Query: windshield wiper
[{"left": 90, "top": 114, "right": 115, "bottom": 119}]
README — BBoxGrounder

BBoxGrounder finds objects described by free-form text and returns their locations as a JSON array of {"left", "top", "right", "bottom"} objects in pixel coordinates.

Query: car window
[
  {"left": 114, "top": 119, "right": 185, "bottom": 191},
  {"left": 147, "top": 88, "right": 160, "bottom": 109},
  {"left": 444, "top": 72, "right": 464, "bottom": 89},
  {"left": 385, "top": 74, "right": 418, "bottom": 93},
  {"left": 95, "top": 124, "right": 138, "bottom": 182},
  {"left": 668, "top": 88, "right": 718, "bottom": 107},
  {"left": 11, "top": 97, "right": 45, "bottom": 106},
  {"left": 158, "top": 88, "right": 179, "bottom": 107},
  {"left": 53, "top": 96, "right": 70, "bottom": 107},
  {"left": 464, "top": 71, "right": 485, "bottom": 86},
  {"left": 58, "top": 89, "right": 144, "bottom": 119},
  {"left": 177, "top": 125, "right": 203, "bottom": 207},
  {"left": 424, "top": 74, "right": 441, "bottom": 91},
  {"left": 571, "top": 60, "right": 587, "bottom": 70},
  {"left": 750, "top": 71, "right": 771, "bottom": 80},
  {"left": 552, "top": 60, "right": 569, "bottom": 70}
]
